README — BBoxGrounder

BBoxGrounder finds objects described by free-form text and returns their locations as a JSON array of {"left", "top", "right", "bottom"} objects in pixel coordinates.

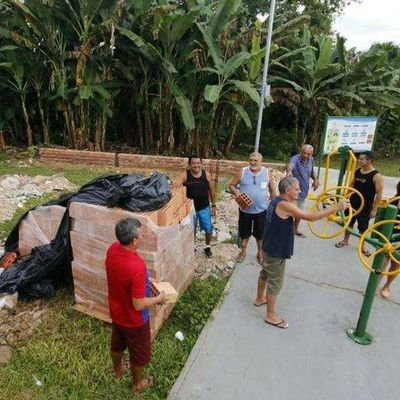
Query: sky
[{"left": 332, "top": 0, "right": 400, "bottom": 50}]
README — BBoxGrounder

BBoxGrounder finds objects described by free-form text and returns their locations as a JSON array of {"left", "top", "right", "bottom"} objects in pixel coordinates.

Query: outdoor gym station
[{"left": 306, "top": 145, "right": 400, "bottom": 345}]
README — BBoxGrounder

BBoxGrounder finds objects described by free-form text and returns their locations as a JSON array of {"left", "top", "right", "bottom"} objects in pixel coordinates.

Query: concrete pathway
[{"left": 168, "top": 170, "right": 400, "bottom": 400}]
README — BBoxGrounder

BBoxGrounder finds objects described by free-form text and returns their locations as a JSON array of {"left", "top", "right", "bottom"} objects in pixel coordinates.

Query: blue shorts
[{"left": 194, "top": 206, "right": 213, "bottom": 235}]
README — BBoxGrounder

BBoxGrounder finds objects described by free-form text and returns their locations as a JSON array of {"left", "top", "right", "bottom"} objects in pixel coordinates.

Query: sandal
[
  {"left": 236, "top": 253, "right": 246, "bottom": 263},
  {"left": 335, "top": 241, "right": 348, "bottom": 248},
  {"left": 294, "top": 232, "right": 307, "bottom": 238},
  {"left": 362, "top": 249, "right": 371, "bottom": 257},
  {"left": 133, "top": 376, "right": 154, "bottom": 394}
]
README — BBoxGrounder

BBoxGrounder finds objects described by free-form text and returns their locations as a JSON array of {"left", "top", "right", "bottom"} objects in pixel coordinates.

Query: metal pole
[
  {"left": 254, "top": 0, "right": 276, "bottom": 153},
  {"left": 347, "top": 204, "right": 398, "bottom": 345}
]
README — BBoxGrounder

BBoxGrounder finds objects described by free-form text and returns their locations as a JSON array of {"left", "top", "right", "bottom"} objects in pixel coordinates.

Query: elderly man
[
  {"left": 254, "top": 177, "right": 348, "bottom": 328},
  {"left": 229, "top": 152, "right": 276, "bottom": 264},
  {"left": 106, "top": 218, "right": 165, "bottom": 394},
  {"left": 286, "top": 144, "right": 320, "bottom": 237}
]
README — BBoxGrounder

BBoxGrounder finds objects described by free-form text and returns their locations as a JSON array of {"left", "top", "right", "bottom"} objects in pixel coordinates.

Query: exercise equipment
[{"left": 307, "top": 147, "right": 400, "bottom": 344}]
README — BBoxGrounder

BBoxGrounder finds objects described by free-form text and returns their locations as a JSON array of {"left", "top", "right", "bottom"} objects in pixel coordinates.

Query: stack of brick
[
  {"left": 69, "top": 184, "right": 195, "bottom": 339},
  {"left": 18, "top": 205, "right": 66, "bottom": 256}
]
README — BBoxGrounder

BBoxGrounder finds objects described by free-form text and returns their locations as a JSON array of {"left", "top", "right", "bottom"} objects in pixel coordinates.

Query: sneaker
[{"left": 204, "top": 247, "right": 213, "bottom": 258}]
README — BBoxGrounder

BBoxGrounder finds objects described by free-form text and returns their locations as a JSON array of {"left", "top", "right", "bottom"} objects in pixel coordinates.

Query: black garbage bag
[
  {"left": 70, "top": 173, "right": 138, "bottom": 206},
  {"left": 117, "top": 172, "right": 172, "bottom": 211},
  {"left": 19, "top": 279, "right": 56, "bottom": 299},
  {"left": 0, "top": 212, "right": 71, "bottom": 294},
  {"left": 0, "top": 171, "right": 171, "bottom": 299}
]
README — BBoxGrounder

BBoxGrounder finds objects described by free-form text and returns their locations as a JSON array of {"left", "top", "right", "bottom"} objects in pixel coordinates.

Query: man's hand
[
  {"left": 212, "top": 205, "right": 217, "bottom": 218},
  {"left": 369, "top": 207, "right": 377, "bottom": 219},
  {"left": 312, "top": 180, "right": 320, "bottom": 191},
  {"left": 157, "top": 291, "right": 166, "bottom": 305},
  {"left": 337, "top": 199, "right": 349, "bottom": 211},
  {"left": 286, "top": 170, "right": 293, "bottom": 177}
]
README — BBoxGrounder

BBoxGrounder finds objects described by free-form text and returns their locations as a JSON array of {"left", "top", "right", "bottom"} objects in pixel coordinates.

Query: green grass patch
[{"left": 0, "top": 278, "right": 227, "bottom": 400}]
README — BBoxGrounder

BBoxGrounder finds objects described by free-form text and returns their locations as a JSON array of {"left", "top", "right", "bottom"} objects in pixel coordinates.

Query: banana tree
[{"left": 269, "top": 27, "right": 365, "bottom": 147}]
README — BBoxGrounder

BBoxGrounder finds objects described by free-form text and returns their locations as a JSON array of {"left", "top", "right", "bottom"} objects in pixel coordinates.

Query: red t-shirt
[{"left": 105, "top": 242, "right": 150, "bottom": 328}]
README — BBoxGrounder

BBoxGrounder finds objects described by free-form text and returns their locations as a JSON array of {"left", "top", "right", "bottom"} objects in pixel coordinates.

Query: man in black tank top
[
  {"left": 335, "top": 151, "right": 384, "bottom": 256},
  {"left": 181, "top": 156, "right": 216, "bottom": 257}
]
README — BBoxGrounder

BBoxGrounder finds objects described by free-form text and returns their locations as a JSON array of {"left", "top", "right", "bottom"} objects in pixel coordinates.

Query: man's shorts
[
  {"left": 348, "top": 211, "right": 371, "bottom": 234},
  {"left": 195, "top": 206, "right": 213, "bottom": 235},
  {"left": 238, "top": 210, "right": 266, "bottom": 240},
  {"left": 111, "top": 320, "right": 151, "bottom": 367},
  {"left": 259, "top": 252, "right": 286, "bottom": 296}
]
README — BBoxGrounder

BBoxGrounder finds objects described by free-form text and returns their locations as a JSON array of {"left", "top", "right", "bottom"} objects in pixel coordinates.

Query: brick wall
[{"left": 37, "top": 148, "right": 286, "bottom": 178}]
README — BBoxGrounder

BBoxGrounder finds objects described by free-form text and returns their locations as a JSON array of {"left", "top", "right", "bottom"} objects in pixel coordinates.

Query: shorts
[
  {"left": 111, "top": 320, "right": 151, "bottom": 367},
  {"left": 259, "top": 252, "right": 286, "bottom": 296},
  {"left": 348, "top": 212, "right": 371, "bottom": 233},
  {"left": 238, "top": 210, "right": 266, "bottom": 240},
  {"left": 194, "top": 206, "right": 213, "bottom": 235}
]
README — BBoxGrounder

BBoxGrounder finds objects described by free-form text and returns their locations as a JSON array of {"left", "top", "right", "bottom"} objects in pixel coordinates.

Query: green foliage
[{"left": 0, "top": 0, "right": 398, "bottom": 158}]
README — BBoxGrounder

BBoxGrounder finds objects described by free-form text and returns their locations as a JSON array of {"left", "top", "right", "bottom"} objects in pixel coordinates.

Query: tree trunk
[
  {"left": 0, "top": 130, "right": 5, "bottom": 149},
  {"left": 36, "top": 90, "right": 50, "bottom": 145},
  {"left": 20, "top": 94, "right": 33, "bottom": 146},
  {"left": 223, "top": 114, "right": 240, "bottom": 155}
]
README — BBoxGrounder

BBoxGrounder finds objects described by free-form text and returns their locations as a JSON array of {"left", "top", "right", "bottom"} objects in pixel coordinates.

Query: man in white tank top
[{"left": 229, "top": 152, "right": 276, "bottom": 264}]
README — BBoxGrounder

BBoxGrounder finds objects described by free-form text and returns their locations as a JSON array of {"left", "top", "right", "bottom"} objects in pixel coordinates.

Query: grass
[
  {"left": 0, "top": 150, "right": 229, "bottom": 399},
  {"left": 0, "top": 148, "right": 398, "bottom": 398},
  {"left": 0, "top": 278, "right": 228, "bottom": 399}
]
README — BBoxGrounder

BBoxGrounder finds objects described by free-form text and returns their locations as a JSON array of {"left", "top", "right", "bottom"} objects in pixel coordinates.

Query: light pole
[{"left": 254, "top": 0, "right": 276, "bottom": 152}]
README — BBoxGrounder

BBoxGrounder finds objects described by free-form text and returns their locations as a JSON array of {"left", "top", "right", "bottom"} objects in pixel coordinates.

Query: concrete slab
[{"left": 168, "top": 170, "right": 400, "bottom": 400}]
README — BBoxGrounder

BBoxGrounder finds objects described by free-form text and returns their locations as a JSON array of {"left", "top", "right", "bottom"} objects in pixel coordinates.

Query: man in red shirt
[{"left": 106, "top": 218, "right": 165, "bottom": 394}]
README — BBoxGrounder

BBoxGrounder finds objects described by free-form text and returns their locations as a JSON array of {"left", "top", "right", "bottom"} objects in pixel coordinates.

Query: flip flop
[
  {"left": 236, "top": 253, "right": 246, "bottom": 263},
  {"left": 294, "top": 232, "right": 307, "bottom": 238},
  {"left": 265, "top": 319, "right": 289, "bottom": 329},
  {"left": 133, "top": 376, "right": 155, "bottom": 394},
  {"left": 253, "top": 299, "right": 267, "bottom": 307},
  {"left": 335, "top": 241, "right": 348, "bottom": 248}
]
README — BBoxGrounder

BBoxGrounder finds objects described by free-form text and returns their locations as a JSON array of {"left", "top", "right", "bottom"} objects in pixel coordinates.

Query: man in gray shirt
[{"left": 286, "top": 144, "right": 319, "bottom": 237}]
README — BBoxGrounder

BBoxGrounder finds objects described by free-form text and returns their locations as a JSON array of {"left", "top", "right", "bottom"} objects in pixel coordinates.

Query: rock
[
  {"left": 226, "top": 261, "right": 235, "bottom": 269},
  {"left": 0, "top": 345, "right": 12, "bottom": 364},
  {"left": 0, "top": 293, "right": 18, "bottom": 310},
  {"left": 0, "top": 309, "right": 8, "bottom": 318},
  {"left": 19, "top": 183, "right": 42, "bottom": 197},
  {"left": 216, "top": 230, "right": 232, "bottom": 243},
  {"left": 1, "top": 176, "right": 20, "bottom": 191},
  {"left": 0, "top": 324, "right": 12, "bottom": 334}
]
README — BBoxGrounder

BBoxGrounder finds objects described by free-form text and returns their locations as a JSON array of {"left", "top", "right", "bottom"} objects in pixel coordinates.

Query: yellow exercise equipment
[
  {"left": 358, "top": 219, "right": 400, "bottom": 276},
  {"left": 308, "top": 193, "right": 353, "bottom": 239}
]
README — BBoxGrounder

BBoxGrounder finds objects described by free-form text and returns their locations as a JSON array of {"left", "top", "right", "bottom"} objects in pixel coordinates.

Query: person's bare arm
[
  {"left": 206, "top": 171, "right": 217, "bottom": 217},
  {"left": 229, "top": 170, "right": 242, "bottom": 196},
  {"left": 268, "top": 179, "right": 277, "bottom": 200},
  {"left": 370, "top": 173, "right": 384, "bottom": 218},
  {"left": 277, "top": 199, "right": 348, "bottom": 222},
  {"left": 180, "top": 171, "right": 187, "bottom": 185},
  {"left": 286, "top": 161, "right": 294, "bottom": 177},
  {"left": 311, "top": 168, "right": 319, "bottom": 191},
  {"left": 132, "top": 292, "right": 166, "bottom": 311}
]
